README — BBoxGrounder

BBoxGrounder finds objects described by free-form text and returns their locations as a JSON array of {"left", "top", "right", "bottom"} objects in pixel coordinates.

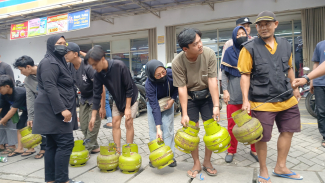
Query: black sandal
[
  {"left": 35, "top": 152, "right": 45, "bottom": 159},
  {"left": 21, "top": 151, "right": 36, "bottom": 157},
  {"left": 8, "top": 151, "right": 24, "bottom": 157}
]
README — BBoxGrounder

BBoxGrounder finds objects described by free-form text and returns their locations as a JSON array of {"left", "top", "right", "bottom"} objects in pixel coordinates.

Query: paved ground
[{"left": 0, "top": 99, "right": 325, "bottom": 183}]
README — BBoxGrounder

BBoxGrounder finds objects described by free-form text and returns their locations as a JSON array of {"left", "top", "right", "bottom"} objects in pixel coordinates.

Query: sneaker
[
  {"left": 168, "top": 158, "right": 177, "bottom": 167},
  {"left": 225, "top": 153, "right": 234, "bottom": 163}
]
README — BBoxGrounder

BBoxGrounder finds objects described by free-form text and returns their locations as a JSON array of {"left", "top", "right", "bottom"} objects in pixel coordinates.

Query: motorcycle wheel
[
  {"left": 305, "top": 92, "right": 317, "bottom": 118},
  {"left": 136, "top": 95, "right": 147, "bottom": 118}
]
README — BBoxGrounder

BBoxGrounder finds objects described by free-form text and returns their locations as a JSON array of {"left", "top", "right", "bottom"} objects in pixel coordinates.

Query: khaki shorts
[{"left": 112, "top": 101, "right": 138, "bottom": 119}]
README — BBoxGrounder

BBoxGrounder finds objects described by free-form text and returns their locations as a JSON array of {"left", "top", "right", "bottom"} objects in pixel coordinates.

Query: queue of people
[{"left": 3, "top": 9, "right": 325, "bottom": 183}]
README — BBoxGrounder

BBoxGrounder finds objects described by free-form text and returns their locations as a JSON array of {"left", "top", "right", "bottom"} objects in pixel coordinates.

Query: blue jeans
[
  {"left": 105, "top": 90, "right": 112, "bottom": 123},
  {"left": 147, "top": 102, "right": 175, "bottom": 156}
]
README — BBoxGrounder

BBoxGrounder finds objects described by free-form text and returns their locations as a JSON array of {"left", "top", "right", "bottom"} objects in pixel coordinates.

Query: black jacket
[
  {"left": 243, "top": 36, "right": 293, "bottom": 103},
  {"left": 92, "top": 59, "right": 138, "bottom": 112},
  {"left": 33, "top": 35, "right": 78, "bottom": 134}
]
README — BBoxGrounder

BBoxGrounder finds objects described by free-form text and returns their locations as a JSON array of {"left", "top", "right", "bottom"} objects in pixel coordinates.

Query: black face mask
[
  {"left": 53, "top": 45, "right": 67, "bottom": 56},
  {"left": 156, "top": 75, "right": 167, "bottom": 83},
  {"left": 236, "top": 36, "right": 248, "bottom": 47}
]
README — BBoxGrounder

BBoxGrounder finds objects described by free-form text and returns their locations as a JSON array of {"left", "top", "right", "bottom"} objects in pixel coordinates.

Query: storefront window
[
  {"left": 79, "top": 44, "right": 92, "bottom": 53},
  {"left": 96, "top": 42, "right": 110, "bottom": 53},
  {"left": 175, "top": 20, "right": 303, "bottom": 79},
  {"left": 218, "top": 28, "right": 233, "bottom": 43},
  {"left": 131, "top": 52, "right": 149, "bottom": 76},
  {"left": 131, "top": 38, "right": 149, "bottom": 51},
  {"left": 113, "top": 53, "right": 130, "bottom": 70}
]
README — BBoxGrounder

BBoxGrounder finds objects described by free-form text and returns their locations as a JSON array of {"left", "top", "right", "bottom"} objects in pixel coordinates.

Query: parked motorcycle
[{"left": 299, "top": 67, "right": 317, "bottom": 118}]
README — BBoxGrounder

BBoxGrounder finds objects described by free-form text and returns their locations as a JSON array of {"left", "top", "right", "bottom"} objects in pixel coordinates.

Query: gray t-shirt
[
  {"left": 0, "top": 61, "right": 15, "bottom": 81},
  {"left": 221, "top": 70, "right": 242, "bottom": 105},
  {"left": 68, "top": 59, "right": 96, "bottom": 105},
  {"left": 24, "top": 74, "right": 38, "bottom": 121}
]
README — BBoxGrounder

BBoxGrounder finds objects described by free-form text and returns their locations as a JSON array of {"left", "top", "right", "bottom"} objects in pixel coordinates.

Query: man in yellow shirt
[{"left": 238, "top": 11, "right": 302, "bottom": 183}]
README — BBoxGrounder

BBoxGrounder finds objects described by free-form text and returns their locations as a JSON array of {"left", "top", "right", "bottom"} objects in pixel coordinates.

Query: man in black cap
[
  {"left": 238, "top": 11, "right": 302, "bottom": 182},
  {"left": 65, "top": 42, "right": 106, "bottom": 154},
  {"left": 219, "top": 17, "right": 258, "bottom": 163}
]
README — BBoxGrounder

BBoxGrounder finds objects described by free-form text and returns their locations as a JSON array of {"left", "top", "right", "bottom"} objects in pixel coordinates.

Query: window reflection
[
  {"left": 113, "top": 53, "right": 130, "bottom": 69},
  {"left": 79, "top": 44, "right": 92, "bottom": 53},
  {"left": 131, "top": 52, "right": 149, "bottom": 76},
  {"left": 131, "top": 38, "right": 149, "bottom": 51}
]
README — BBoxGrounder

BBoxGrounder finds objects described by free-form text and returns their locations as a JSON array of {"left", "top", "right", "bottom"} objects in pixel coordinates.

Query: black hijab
[
  {"left": 46, "top": 35, "right": 66, "bottom": 63},
  {"left": 145, "top": 59, "right": 165, "bottom": 82}
]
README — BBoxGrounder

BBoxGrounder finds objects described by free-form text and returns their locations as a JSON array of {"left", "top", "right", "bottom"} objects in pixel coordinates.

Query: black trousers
[
  {"left": 40, "top": 135, "right": 46, "bottom": 151},
  {"left": 45, "top": 133, "right": 74, "bottom": 183},
  {"left": 314, "top": 86, "right": 325, "bottom": 140}
]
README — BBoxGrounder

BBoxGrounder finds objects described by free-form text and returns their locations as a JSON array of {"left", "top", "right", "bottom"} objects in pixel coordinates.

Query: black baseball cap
[
  {"left": 67, "top": 42, "right": 80, "bottom": 54},
  {"left": 255, "top": 10, "right": 276, "bottom": 24},
  {"left": 236, "top": 17, "right": 252, "bottom": 25}
]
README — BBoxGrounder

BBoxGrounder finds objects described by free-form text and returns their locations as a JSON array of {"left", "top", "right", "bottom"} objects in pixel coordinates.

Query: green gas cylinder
[
  {"left": 97, "top": 143, "right": 119, "bottom": 172},
  {"left": 203, "top": 118, "right": 231, "bottom": 153},
  {"left": 118, "top": 144, "right": 142, "bottom": 174},
  {"left": 70, "top": 140, "right": 89, "bottom": 167},
  {"left": 148, "top": 139, "right": 174, "bottom": 169}
]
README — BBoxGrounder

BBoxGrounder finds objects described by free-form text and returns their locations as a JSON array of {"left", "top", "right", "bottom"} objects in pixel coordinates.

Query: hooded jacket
[
  {"left": 33, "top": 35, "right": 78, "bottom": 134},
  {"left": 221, "top": 26, "right": 248, "bottom": 77},
  {"left": 145, "top": 60, "right": 178, "bottom": 126}
]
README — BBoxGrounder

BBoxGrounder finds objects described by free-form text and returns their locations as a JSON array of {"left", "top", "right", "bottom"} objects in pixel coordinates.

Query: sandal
[
  {"left": 21, "top": 151, "right": 36, "bottom": 157},
  {"left": 1, "top": 147, "right": 15, "bottom": 155},
  {"left": 322, "top": 140, "right": 325, "bottom": 148},
  {"left": 203, "top": 166, "right": 217, "bottom": 176},
  {"left": 8, "top": 151, "right": 24, "bottom": 157},
  {"left": 186, "top": 169, "right": 201, "bottom": 178},
  {"left": 258, "top": 174, "right": 271, "bottom": 183},
  {"left": 35, "top": 152, "right": 45, "bottom": 159},
  {"left": 272, "top": 170, "right": 303, "bottom": 180}
]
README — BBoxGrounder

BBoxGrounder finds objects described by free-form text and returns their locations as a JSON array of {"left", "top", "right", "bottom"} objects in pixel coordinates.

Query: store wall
[{"left": 0, "top": 0, "right": 324, "bottom": 80}]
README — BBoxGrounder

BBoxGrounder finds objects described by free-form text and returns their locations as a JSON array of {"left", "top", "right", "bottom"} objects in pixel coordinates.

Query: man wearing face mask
[
  {"left": 221, "top": 26, "right": 258, "bottom": 164},
  {"left": 33, "top": 35, "right": 81, "bottom": 183},
  {"left": 218, "top": 17, "right": 253, "bottom": 90}
]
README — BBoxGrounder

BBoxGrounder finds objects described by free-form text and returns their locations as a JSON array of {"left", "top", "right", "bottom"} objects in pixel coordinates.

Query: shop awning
[{"left": 0, "top": 0, "right": 230, "bottom": 38}]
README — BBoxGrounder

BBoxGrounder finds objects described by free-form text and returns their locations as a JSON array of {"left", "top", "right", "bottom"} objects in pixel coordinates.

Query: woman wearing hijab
[
  {"left": 145, "top": 59, "right": 178, "bottom": 168},
  {"left": 33, "top": 35, "right": 81, "bottom": 183},
  {"left": 221, "top": 26, "right": 258, "bottom": 163}
]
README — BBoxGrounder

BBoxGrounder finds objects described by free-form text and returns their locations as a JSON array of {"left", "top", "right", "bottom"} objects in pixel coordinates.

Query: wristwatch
[{"left": 302, "top": 75, "right": 310, "bottom": 83}]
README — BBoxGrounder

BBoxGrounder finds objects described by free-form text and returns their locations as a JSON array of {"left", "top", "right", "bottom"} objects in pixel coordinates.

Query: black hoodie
[{"left": 33, "top": 35, "right": 78, "bottom": 134}]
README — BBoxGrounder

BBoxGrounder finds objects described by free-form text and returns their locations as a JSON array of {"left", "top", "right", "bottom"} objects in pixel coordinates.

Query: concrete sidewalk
[
  {"left": 0, "top": 99, "right": 325, "bottom": 183},
  {"left": 0, "top": 159, "right": 324, "bottom": 183}
]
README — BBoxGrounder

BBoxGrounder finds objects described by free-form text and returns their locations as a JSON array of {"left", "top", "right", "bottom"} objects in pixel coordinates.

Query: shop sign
[
  {"left": 47, "top": 13, "right": 68, "bottom": 34},
  {"left": 9, "top": 9, "right": 90, "bottom": 40},
  {"left": 10, "top": 21, "right": 28, "bottom": 40},
  {"left": 28, "top": 17, "right": 47, "bottom": 37},
  {"left": 68, "top": 9, "right": 90, "bottom": 31},
  {"left": 158, "top": 36, "right": 164, "bottom": 45}
]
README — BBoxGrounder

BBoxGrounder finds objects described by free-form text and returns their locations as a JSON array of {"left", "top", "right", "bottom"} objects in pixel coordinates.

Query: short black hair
[
  {"left": 177, "top": 28, "right": 202, "bottom": 49},
  {"left": 84, "top": 45, "right": 105, "bottom": 65},
  {"left": 0, "top": 75, "right": 14, "bottom": 88},
  {"left": 13, "top": 55, "right": 35, "bottom": 68}
]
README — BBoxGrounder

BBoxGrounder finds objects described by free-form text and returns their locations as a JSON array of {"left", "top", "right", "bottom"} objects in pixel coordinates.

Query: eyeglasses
[
  {"left": 256, "top": 21, "right": 274, "bottom": 29},
  {"left": 155, "top": 69, "right": 166, "bottom": 78}
]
